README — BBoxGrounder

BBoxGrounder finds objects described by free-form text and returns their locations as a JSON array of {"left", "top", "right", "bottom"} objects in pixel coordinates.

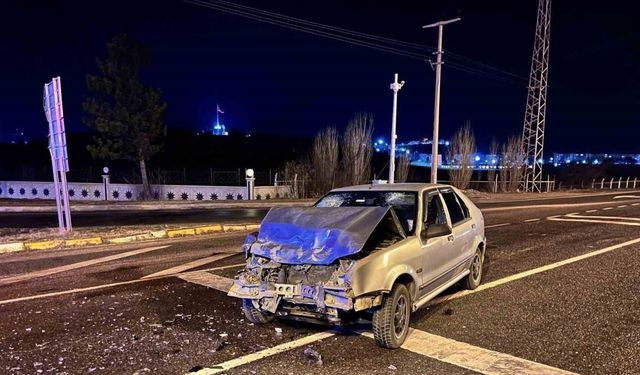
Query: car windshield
[{"left": 315, "top": 191, "right": 417, "bottom": 234}]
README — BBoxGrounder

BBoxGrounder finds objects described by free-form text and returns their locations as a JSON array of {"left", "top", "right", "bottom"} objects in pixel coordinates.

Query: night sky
[{"left": 1, "top": 0, "right": 638, "bottom": 153}]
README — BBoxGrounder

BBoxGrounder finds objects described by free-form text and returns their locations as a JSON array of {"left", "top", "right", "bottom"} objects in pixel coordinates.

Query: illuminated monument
[{"left": 212, "top": 104, "right": 228, "bottom": 136}]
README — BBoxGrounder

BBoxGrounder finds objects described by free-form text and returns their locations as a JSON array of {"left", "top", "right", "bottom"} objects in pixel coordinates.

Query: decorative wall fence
[{"left": 0, "top": 181, "right": 293, "bottom": 201}]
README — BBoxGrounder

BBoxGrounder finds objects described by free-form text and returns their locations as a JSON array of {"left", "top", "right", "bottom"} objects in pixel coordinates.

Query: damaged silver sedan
[{"left": 228, "top": 183, "right": 486, "bottom": 348}]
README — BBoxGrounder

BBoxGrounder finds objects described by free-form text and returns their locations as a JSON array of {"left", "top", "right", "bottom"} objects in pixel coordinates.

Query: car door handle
[
  {"left": 471, "top": 224, "right": 476, "bottom": 229},
  {"left": 447, "top": 235, "right": 454, "bottom": 242}
]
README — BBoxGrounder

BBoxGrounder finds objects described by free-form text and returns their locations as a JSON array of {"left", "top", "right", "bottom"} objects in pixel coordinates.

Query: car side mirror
[{"left": 421, "top": 223, "right": 451, "bottom": 240}]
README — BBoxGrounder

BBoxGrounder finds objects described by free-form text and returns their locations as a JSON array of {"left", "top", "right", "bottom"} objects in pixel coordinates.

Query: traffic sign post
[{"left": 43, "top": 77, "right": 72, "bottom": 232}]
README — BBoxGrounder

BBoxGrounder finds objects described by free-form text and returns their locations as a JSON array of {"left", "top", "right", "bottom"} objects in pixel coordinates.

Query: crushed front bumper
[{"left": 228, "top": 257, "right": 356, "bottom": 323}]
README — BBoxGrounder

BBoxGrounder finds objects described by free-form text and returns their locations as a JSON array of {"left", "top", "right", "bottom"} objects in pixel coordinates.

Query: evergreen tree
[{"left": 83, "top": 34, "right": 166, "bottom": 199}]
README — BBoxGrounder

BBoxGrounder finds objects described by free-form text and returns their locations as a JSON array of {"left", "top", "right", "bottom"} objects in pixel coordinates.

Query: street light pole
[
  {"left": 423, "top": 17, "right": 460, "bottom": 184},
  {"left": 389, "top": 73, "right": 404, "bottom": 183}
]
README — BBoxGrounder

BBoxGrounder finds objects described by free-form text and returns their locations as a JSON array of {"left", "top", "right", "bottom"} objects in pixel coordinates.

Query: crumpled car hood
[{"left": 249, "top": 206, "right": 404, "bottom": 265}]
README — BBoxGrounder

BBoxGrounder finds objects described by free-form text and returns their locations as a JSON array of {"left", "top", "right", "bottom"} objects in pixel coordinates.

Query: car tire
[
  {"left": 241, "top": 299, "right": 274, "bottom": 323},
  {"left": 463, "top": 247, "right": 483, "bottom": 290},
  {"left": 372, "top": 283, "right": 411, "bottom": 349}
]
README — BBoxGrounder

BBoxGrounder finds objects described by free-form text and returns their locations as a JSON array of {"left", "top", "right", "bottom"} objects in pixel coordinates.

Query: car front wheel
[
  {"left": 372, "top": 283, "right": 411, "bottom": 349},
  {"left": 241, "top": 299, "right": 274, "bottom": 323}
]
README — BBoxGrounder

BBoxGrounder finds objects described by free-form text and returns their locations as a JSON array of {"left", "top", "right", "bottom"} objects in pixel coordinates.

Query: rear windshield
[{"left": 315, "top": 191, "right": 417, "bottom": 234}]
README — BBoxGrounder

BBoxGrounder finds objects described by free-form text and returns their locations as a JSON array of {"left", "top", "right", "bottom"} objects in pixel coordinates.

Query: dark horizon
[{"left": 1, "top": 0, "right": 639, "bottom": 153}]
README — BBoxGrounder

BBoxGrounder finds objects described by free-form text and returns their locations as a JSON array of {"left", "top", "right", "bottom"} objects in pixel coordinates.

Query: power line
[
  {"left": 186, "top": 0, "right": 526, "bottom": 85},
  {"left": 186, "top": 0, "right": 429, "bottom": 60},
  {"left": 199, "top": 0, "right": 437, "bottom": 52}
]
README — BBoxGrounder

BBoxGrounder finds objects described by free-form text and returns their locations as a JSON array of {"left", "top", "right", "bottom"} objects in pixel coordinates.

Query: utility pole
[
  {"left": 423, "top": 17, "right": 460, "bottom": 184},
  {"left": 389, "top": 73, "right": 404, "bottom": 183}
]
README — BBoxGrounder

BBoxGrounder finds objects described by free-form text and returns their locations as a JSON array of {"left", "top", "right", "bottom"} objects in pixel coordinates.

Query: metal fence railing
[{"left": 592, "top": 177, "right": 639, "bottom": 189}]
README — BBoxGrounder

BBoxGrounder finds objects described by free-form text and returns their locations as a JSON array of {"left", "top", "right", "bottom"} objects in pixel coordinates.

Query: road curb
[
  {"left": 0, "top": 222, "right": 261, "bottom": 255},
  {"left": 0, "top": 242, "right": 25, "bottom": 253}
]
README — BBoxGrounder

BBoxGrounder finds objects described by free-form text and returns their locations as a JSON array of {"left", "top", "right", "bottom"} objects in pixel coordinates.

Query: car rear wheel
[
  {"left": 463, "top": 247, "right": 483, "bottom": 290},
  {"left": 241, "top": 299, "right": 274, "bottom": 323},
  {"left": 372, "top": 283, "right": 411, "bottom": 349}
]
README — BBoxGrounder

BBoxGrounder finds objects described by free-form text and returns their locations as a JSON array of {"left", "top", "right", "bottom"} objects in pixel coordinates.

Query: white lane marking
[
  {"left": 485, "top": 223, "right": 511, "bottom": 229},
  {"left": 614, "top": 195, "right": 640, "bottom": 199},
  {"left": 633, "top": 203, "right": 640, "bottom": 206},
  {"left": 483, "top": 190, "right": 639, "bottom": 204},
  {"left": 524, "top": 218, "right": 540, "bottom": 222},
  {"left": 566, "top": 212, "right": 580, "bottom": 215},
  {"left": 618, "top": 205, "right": 628, "bottom": 208},
  {"left": 482, "top": 199, "right": 640, "bottom": 212},
  {"left": 585, "top": 209, "right": 598, "bottom": 213},
  {"left": 196, "top": 326, "right": 575, "bottom": 375},
  {"left": 566, "top": 214, "right": 640, "bottom": 222},
  {"left": 361, "top": 329, "right": 576, "bottom": 375},
  {"left": 177, "top": 271, "right": 233, "bottom": 292},
  {"left": 0, "top": 245, "right": 169, "bottom": 286},
  {"left": 603, "top": 207, "right": 613, "bottom": 210},
  {"left": 0, "top": 278, "right": 150, "bottom": 305},
  {"left": 428, "top": 236, "right": 640, "bottom": 306},
  {"left": 199, "top": 263, "right": 245, "bottom": 272},
  {"left": 143, "top": 253, "right": 239, "bottom": 279},
  {"left": 548, "top": 217, "right": 640, "bottom": 227},
  {"left": 0, "top": 264, "right": 239, "bottom": 305},
  {"left": 193, "top": 331, "right": 337, "bottom": 374}
]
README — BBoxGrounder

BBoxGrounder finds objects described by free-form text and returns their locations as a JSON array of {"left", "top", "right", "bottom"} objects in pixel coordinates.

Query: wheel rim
[
  {"left": 471, "top": 253, "right": 482, "bottom": 281},
  {"left": 393, "top": 294, "right": 408, "bottom": 338}
]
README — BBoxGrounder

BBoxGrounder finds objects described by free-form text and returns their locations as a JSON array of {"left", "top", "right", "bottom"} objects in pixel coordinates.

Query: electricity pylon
[{"left": 522, "top": 0, "right": 552, "bottom": 192}]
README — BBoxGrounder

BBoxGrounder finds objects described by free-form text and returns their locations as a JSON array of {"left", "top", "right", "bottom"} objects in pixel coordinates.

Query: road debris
[
  {"left": 443, "top": 308, "right": 454, "bottom": 316},
  {"left": 303, "top": 346, "right": 323, "bottom": 366}
]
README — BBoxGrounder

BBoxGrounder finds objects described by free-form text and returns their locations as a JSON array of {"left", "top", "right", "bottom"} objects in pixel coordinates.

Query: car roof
[{"left": 329, "top": 183, "right": 452, "bottom": 193}]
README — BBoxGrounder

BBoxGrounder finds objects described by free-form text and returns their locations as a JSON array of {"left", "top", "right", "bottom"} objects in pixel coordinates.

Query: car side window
[
  {"left": 455, "top": 192, "right": 470, "bottom": 219},
  {"left": 423, "top": 193, "right": 448, "bottom": 227},
  {"left": 441, "top": 191, "right": 467, "bottom": 225}
]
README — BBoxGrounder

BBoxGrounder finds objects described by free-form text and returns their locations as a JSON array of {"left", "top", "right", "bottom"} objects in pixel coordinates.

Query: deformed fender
[
  {"left": 350, "top": 253, "right": 420, "bottom": 298},
  {"left": 380, "top": 264, "right": 420, "bottom": 296}
]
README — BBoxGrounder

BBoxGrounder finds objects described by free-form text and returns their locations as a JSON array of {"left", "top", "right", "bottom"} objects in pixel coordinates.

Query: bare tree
[
  {"left": 281, "top": 158, "right": 312, "bottom": 198},
  {"left": 447, "top": 122, "right": 476, "bottom": 189},
  {"left": 486, "top": 138, "right": 499, "bottom": 192},
  {"left": 310, "top": 126, "right": 339, "bottom": 195},
  {"left": 341, "top": 113, "right": 374, "bottom": 186},
  {"left": 395, "top": 154, "right": 411, "bottom": 183},
  {"left": 499, "top": 135, "right": 526, "bottom": 192}
]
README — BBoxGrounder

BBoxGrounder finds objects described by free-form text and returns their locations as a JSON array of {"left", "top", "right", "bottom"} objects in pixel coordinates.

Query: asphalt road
[
  {"left": 2, "top": 190, "right": 636, "bottom": 229},
  {"left": 0, "top": 208, "right": 272, "bottom": 229},
  {"left": 1, "top": 191, "right": 639, "bottom": 374}
]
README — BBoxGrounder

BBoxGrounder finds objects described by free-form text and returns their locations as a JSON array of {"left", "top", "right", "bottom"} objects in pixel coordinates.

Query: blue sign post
[{"left": 43, "top": 77, "right": 72, "bottom": 232}]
